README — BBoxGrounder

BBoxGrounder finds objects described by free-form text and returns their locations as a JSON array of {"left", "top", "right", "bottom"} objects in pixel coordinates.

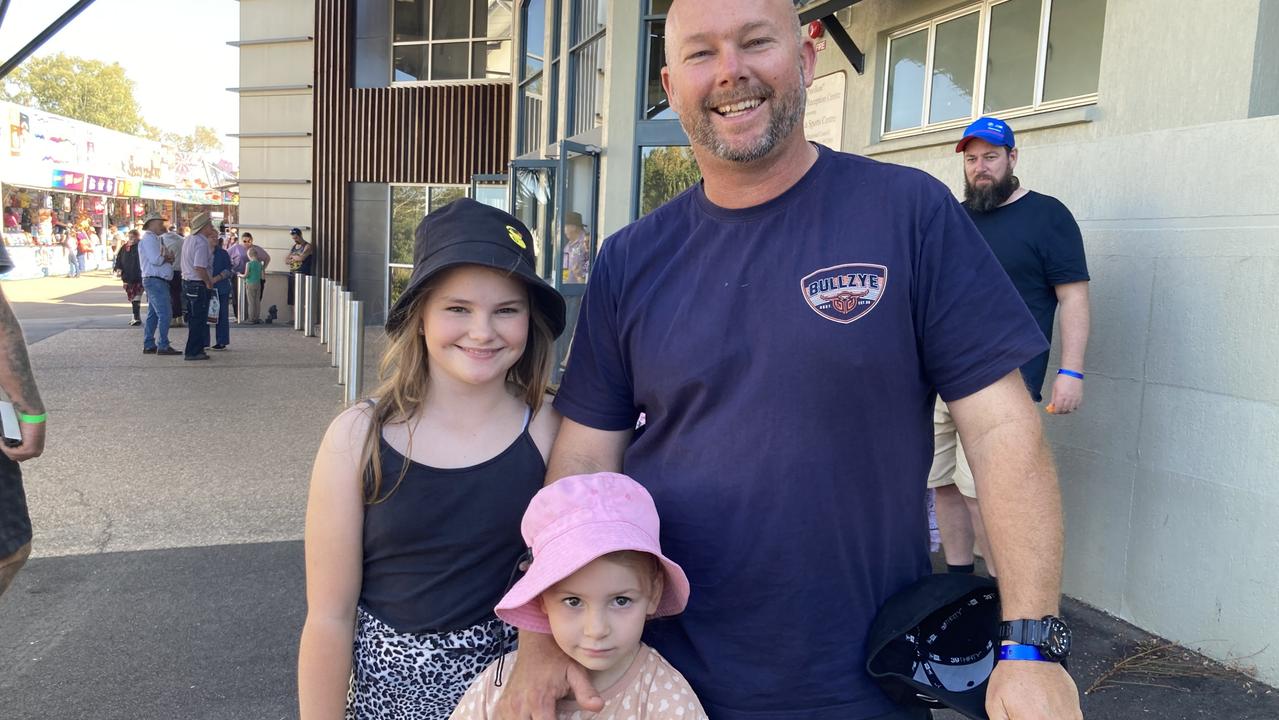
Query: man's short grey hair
[{"left": 664, "top": 0, "right": 805, "bottom": 66}]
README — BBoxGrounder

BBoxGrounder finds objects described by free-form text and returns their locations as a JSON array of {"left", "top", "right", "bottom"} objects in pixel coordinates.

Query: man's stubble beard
[
  {"left": 963, "top": 171, "right": 1020, "bottom": 213},
  {"left": 680, "top": 63, "right": 808, "bottom": 164}
]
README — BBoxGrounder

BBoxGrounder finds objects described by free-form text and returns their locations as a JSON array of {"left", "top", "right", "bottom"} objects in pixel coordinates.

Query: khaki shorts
[{"left": 927, "top": 398, "right": 976, "bottom": 498}]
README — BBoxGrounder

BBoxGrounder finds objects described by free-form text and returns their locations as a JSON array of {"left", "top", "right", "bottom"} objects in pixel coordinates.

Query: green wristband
[{"left": 19, "top": 412, "right": 46, "bottom": 424}]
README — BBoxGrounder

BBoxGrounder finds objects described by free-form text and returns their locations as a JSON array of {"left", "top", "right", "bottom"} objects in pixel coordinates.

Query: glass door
[
  {"left": 471, "top": 173, "right": 509, "bottom": 211},
  {"left": 553, "top": 141, "right": 601, "bottom": 379},
  {"left": 509, "top": 160, "right": 557, "bottom": 283}
]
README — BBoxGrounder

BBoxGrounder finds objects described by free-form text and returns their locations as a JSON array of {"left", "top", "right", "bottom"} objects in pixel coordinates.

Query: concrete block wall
[
  {"left": 808, "top": 0, "right": 1279, "bottom": 682},
  {"left": 236, "top": 0, "right": 315, "bottom": 263}
]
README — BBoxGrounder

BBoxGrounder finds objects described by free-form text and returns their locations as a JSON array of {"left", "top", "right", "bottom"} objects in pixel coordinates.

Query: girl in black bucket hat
[{"left": 299, "top": 198, "right": 566, "bottom": 720}]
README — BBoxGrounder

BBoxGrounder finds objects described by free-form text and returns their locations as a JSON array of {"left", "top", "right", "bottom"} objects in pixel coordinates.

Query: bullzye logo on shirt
[{"left": 800, "top": 263, "right": 888, "bottom": 324}]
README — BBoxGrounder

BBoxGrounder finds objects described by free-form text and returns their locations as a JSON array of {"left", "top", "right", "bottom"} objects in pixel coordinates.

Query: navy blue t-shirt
[
  {"left": 555, "top": 146, "right": 1047, "bottom": 720},
  {"left": 965, "top": 191, "right": 1089, "bottom": 401}
]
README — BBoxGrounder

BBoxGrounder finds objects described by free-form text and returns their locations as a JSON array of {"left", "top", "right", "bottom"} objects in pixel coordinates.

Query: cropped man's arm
[
  {"left": 544, "top": 418, "right": 630, "bottom": 483},
  {"left": 493, "top": 419, "right": 630, "bottom": 720},
  {"left": 0, "top": 286, "right": 45, "bottom": 461},
  {"left": 1049, "top": 282, "right": 1090, "bottom": 414},
  {"left": 949, "top": 371, "right": 1080, "bottom": 719}
]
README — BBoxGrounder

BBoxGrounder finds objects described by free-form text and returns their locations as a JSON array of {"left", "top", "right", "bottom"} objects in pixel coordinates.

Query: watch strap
[{"left": 999, "top": 644, "right": 1048, "bottom": 662}]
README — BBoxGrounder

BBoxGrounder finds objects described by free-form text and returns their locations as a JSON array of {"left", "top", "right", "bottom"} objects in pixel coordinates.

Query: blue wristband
[
  {"left": 1057, "top": 369, "right": 1084, "bottom": 380},
  {"left": 999, "top": 644, "right": 1048, "bottom": 662}
]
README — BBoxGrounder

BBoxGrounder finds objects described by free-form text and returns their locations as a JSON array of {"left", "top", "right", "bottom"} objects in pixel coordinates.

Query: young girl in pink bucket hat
[{"left": 451, "top": 472, "right": 708, "bottom": 720}]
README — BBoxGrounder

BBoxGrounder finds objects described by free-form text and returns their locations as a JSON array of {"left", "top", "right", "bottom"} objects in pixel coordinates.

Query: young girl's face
[
  {"left": 540, "top": 556, "right": 662, "bottom": 687},
  {"left": 420, "top": 265, "right": 530, "bottom": 389}
]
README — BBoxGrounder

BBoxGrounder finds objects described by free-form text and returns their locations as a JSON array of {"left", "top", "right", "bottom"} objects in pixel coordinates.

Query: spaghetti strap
[{"left": 522, "top": 405, "right": 533, "bottom": 430}]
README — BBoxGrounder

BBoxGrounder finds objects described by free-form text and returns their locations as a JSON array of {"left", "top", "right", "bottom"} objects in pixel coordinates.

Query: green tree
[
  {"left": 639, "top": 146, "right": 701, "bottom": 216},
  {"left": 162, "top": 125, "right": 224, "bottom": 154},
  {"left": 4, "top": 53, "right": 144, "bottom": 134}
]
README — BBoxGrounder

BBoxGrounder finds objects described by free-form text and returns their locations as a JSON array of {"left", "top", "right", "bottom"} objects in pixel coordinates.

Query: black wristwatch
[{"left": 999, "top": 616, "right": 1072, "bottom": 662}]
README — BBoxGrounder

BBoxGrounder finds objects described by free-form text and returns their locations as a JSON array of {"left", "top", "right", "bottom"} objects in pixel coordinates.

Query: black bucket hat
[
  {"left": 865, "top": 573, "right": 1000, "bottom": 720},
  {"left": 384, "top": 198, "right": 567, "bottom": 338}
]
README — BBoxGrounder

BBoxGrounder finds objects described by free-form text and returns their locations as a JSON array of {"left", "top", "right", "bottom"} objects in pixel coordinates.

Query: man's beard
[
  {"left": 680, "top": 64, "right": 808, "bottom": 164},
  {"left": 963, "top": 172, "right": 1019, "bottom": 212}
]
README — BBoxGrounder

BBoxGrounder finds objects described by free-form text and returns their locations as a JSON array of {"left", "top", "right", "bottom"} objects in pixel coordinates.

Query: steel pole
[
  {"left": 303, "top": 276, "right": 316, "bottom": 337},
  {"left": 336, "top": 291, "right": 351, "bottom": 383},
  {"left": 331, "top": 288, "right": 344, "bottom": 369},
  {"left": 344, "top": 300, "right": 364, "bottom": 404},
  {"left": 237, "top": 276, "right": 247, "bottom": 324},
  {"left": 293, "top": 273, "right": 304, "bottom": 330},
  {"left": 319, "top": 279, "right": 330, "bottom": 345}
]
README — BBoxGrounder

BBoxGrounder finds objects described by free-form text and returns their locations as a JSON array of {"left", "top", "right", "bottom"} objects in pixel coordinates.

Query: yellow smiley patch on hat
[{"left": 506, "top": 225, "right": 527, "bottom": 249}]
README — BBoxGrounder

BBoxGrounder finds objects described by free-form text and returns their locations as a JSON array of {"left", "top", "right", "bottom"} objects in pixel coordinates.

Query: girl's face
[
  {"left": 540, "top": 557, "right": 662, "bottom": 688},
  {"left": 420, "top": 265, "right": 530, "bottom": 390}
]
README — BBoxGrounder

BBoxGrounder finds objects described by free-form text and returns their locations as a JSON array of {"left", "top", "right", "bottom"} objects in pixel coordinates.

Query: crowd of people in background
[{"left": 128, "top": 212, "right": 309, "bottom": 359}]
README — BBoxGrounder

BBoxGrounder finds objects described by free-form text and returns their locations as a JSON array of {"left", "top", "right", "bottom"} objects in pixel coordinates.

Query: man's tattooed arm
[{"left": 0, "top": 286, "right": 44, "bottom": 417}]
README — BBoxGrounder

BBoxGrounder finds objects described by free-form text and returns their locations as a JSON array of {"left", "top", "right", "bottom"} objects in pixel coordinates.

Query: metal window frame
[
  {"left": 385, "top": 182, "right": 469, "bottom": 309},
  {"left": 516, "top": 0, "right": 546, "bottom": 156},
  {"left": 389, "top": 0, "right": 514, "bottom": 85},
  {"left": 879, "top": 0, "right": 1101, "bottom": 142},
  {"left": 565, "top": 0, "right": 608, "bottom": 138}
]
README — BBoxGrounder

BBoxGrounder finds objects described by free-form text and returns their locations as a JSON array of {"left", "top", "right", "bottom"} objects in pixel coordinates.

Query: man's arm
[
  {"left": 495, "top": 419, "right": 630, "bottom": 720},
  {"left": 0, "top": 286, "right": 45, "bottom": 462},
  {"left": 948, "top": 371, "right": 1081, "bottom": 720},
  {"left": 1049, "top": 282, "right": 1090, "bottom": 414}
]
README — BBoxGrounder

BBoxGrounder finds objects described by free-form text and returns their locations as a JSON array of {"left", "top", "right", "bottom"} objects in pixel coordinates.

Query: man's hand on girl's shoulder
[{"left": 494, "top": 631, "right": 602, "bottom": 720}]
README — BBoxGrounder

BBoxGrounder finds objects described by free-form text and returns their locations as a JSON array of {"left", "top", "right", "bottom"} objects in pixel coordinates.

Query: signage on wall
[
  {"left": 86, "top": 175, "right": 116, "bottom": 195},
  {"left": 51, "top": 169, "right": 85, "bottom": 191},
  {"left": 804, "top": 72, "right": 846, "bottom": 152}
]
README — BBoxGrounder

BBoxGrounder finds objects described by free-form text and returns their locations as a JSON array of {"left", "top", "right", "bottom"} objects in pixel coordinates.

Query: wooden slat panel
[{"left": 311, "top": 1, "right": 512, "bottom": 284}]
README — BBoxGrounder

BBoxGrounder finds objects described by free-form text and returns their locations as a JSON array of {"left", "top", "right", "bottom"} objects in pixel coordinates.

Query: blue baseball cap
[{"left": 956, "top": 116, "right": 1015, "bottom": 152}]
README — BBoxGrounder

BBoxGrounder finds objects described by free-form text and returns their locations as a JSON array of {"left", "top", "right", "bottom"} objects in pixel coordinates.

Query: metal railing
[{"left": 312, "top": 276, "right": 366, "bottom": 405}]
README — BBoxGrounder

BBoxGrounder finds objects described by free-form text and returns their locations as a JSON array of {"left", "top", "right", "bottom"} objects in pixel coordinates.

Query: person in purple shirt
[{"left": 498, "top": 2, "right": 1083, "bottom": 720}]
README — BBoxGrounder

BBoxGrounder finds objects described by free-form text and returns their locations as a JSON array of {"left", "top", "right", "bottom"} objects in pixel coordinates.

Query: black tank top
[{"left": 359, "top": 409, "right": 543, "bottom": 633}]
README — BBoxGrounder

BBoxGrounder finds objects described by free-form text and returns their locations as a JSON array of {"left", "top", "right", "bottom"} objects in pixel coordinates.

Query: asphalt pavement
[{"left": 0, "top": 273, "right": 1275, "bottom": 719}]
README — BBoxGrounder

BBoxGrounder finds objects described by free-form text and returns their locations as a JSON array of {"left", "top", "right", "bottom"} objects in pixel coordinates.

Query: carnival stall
[{"left": 0, "top": 100, "right": 238, "bottom": 279}]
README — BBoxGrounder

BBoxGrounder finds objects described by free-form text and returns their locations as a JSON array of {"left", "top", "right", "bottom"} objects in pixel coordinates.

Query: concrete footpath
[{"left": 0, "top": 274, "right": 1275, "bottom": 719}]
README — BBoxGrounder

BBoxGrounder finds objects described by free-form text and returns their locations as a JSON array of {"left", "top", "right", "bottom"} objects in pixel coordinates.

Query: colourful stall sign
[
  {"left": 51, "top": 169, "right": 85, "bottom": 191},
  {"left": 117, "top": 179, "right": 142, "bottom": 197},
  {"left": 86, "top": 175, "right": 116, "bottom": 195}
]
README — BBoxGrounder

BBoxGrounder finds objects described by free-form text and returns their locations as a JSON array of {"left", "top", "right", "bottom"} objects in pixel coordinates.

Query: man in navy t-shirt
[
  {"left": 930, "top": 117, "right": 1091, "bottom": 579},
  {"left": 498, "top": 2, "right": 1083, "bottom": 720}
]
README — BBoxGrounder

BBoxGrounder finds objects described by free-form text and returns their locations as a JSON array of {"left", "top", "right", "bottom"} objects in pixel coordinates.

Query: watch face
[{"left": 1043, "top": 617, "right": 1072, "bottom": 661}]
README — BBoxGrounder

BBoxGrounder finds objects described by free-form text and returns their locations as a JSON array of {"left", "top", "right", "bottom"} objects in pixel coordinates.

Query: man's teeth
[{"left": 716, "top": 99, "right": 762, "bottom": 116}]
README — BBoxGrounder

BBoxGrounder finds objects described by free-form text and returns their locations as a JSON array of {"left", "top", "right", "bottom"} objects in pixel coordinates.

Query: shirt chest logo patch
[{"left": 800, "top": 263, "right": 888, "bottom": 324}]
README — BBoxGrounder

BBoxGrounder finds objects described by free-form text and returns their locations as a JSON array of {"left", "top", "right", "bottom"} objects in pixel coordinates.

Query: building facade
[
  {"left": 504, "top": 0, "right": 1279, "bottom": 684},
  {"left": 237, "top": 0, "right": 512, "bottom": 322}
]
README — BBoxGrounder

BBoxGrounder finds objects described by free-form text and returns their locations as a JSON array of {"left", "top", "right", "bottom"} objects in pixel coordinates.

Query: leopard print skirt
[{"left": 346, "top": 607, "right": 515, "bottom": 720}]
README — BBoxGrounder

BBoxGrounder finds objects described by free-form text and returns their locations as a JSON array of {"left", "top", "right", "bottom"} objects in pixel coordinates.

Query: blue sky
[{"left": 0, "top": 0, "right": 240, "bottom": 157}]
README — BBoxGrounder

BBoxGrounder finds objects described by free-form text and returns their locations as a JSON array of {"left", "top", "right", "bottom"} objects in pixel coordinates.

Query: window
[
  {"left": 881, "top": 0, "right": 1106, "bottom": 138},
  {"left": 638, "top": 146, "right": 700, "bottom": 217},
  {"left": 388, "top": 184, "right": 468, "bottom": 306},
  {"left": 567, "top": 0, "right": 607, "bottom": 136},
  {"left": 642, "top": 1, "right": 676, "bottom": 120},
  {"left": 517, "top": 0, "right": 545, "bottom": 153},
  {"left": 393, "top": 0, "right": 514, "bottom": 83}
]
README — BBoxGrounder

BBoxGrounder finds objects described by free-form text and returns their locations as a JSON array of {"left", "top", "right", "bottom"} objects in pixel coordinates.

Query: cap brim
[
  {"left": 385, "top": 242, "right": 566, "bottom": 338},
  {"left": 495, "top": 521, "right": 690, "bottom": 634}
]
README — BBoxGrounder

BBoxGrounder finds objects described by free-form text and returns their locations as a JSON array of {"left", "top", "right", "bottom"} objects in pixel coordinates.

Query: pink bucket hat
[{"left": 495, "top": 473, "right": 691, "bottom": 634}]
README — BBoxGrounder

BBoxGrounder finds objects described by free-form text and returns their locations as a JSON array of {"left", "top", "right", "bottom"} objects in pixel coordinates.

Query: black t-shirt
[{"left": 965, "top": 190, "right": 1089, "bottom": 401}]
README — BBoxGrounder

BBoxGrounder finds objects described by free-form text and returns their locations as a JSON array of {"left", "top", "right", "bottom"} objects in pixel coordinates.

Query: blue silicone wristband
[
  {"left": 999, "top": 644, "right": 1048, "bottom": 662},
  {"left": 1057, "top": 369, "right": 1084, "bottom": 380}
]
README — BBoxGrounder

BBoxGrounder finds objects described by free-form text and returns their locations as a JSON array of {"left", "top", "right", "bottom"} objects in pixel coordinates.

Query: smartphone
[{"left": 0, "top": 401, "right": 22, "bottom": 447}]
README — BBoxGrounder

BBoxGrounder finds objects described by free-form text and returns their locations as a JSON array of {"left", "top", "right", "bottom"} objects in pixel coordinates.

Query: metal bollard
[
  {"left": 293, "top": 273, "right": 305, "bottom": 331},
  {"left": 236, "top": 276, "right": 246, "bottom": 324},
  {"left": 337, "top": 291, "right": 351, "bottom": 383},
  {"left": 303, "top": 276, "right": 317, "bottom": 337},
  {"left": 331, "top": 288, "right": 345, "bottom": 369},
  {"left": 319, "top": 279, "right": 330, "bottom": 345},
  {"left": 344, "top": 300, "right": 364, "bottom": 404}
]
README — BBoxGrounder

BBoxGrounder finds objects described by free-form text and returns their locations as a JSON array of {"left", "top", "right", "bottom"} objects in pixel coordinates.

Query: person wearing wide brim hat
[
  {"left": 298, "top": 197, "right": 568, "bottom": 720},
  {"left": 450, "top": 473, "right": 705, "bottom": 720}
]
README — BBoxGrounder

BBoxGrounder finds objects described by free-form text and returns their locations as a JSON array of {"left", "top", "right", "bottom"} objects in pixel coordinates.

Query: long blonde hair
[{"left": 358, "top": 270, "right": 558, "bottom": 504}]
